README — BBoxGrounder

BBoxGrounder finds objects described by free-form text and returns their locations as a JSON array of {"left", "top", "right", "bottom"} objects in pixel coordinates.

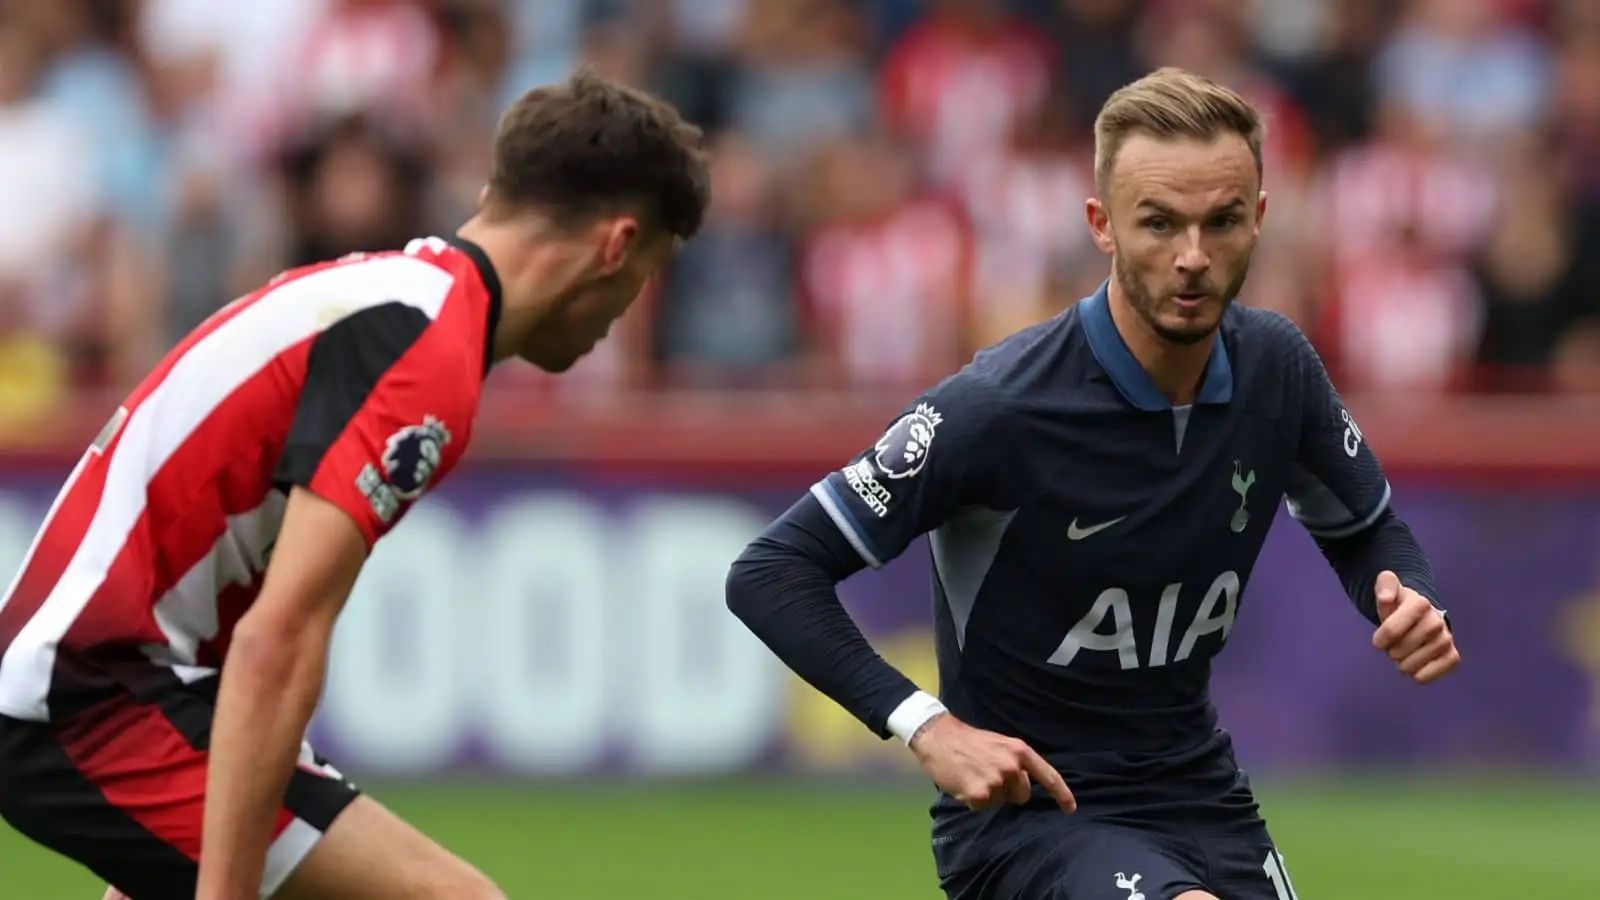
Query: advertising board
[{"left": 0, "top": 467, "right": 1596, "bottom": 776}]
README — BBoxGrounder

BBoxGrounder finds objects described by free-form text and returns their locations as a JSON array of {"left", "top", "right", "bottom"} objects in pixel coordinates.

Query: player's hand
[
  {"left": 1373, "top": 570, "right": 1458, "bottom": 684},
  {"left": 908, "top": 713, "right": 1076, "bottom": 814}
]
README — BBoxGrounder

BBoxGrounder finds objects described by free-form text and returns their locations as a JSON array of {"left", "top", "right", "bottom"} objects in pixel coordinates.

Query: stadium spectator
[
  {"left": 797, "top": 131, "right": 973, "bottom": 388},
  {"left": 0, "top": 0, "right": 1597, "bottom": 446},
  {"left": 954, "top": 88, "right": 1098, "bottom": 347},
  {"left": 0, "top": 12, "right": 101, "bottom": 402},
  {"left": 728, "top": 0, "right": 878, "bottom": 169},
  {"left": 1473, "top": 140, "right": 1600, "bottom": 386},
  {"left": 880, "top": 0, "right": 1055, "bottom": 185},
  {"left": 1551, "top": 27, "right": 1600, "bottom": 203},
  {"left": 1375, "top": 0, "right": 1551, "bottom": 156},
  {"left": 652, "top": 132, "right": 807, "bottom": 387}
]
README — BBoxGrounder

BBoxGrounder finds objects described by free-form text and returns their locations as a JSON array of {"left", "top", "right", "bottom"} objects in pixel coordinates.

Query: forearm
[
  {"left": 1314, "top": 509, "right": 1440, "bottom": 625},
  {"left": 726, "top": 536, "right": 925, "bottom": 740},
  {"left": 197, "top": 624, "right": 328, "bottom": 900}
]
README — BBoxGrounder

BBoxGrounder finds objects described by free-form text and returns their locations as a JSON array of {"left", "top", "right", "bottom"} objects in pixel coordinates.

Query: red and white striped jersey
[{"left": 0, "top": 235, "right": 501, "bottom": 723}]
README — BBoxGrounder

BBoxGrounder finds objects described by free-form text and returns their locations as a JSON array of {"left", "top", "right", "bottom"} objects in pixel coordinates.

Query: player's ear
[
  {"left": 1254, "top": 190, "right": 1268, "bottom": 235},
  {"left": 1085, "top": 198, "right": 1115, "bottom": 255},
  {"left": 476, "top": 185, "right": 489, "bottom": 210},
  {"left": 596, "top": 217, "right": 640, "bottom": 276}
]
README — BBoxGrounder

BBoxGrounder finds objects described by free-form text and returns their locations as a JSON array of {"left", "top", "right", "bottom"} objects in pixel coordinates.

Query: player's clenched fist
[
  {"left": 1373, "top": 570, "right": 1458, "bottom": 684},
  {"left": 908, "top": 713, "right": 1077, "bottom": 813}
]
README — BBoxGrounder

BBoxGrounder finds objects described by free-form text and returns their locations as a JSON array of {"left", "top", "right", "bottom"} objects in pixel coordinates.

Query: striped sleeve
[{"left": 274, "top": 303, "right": 467, "bottom": 546}]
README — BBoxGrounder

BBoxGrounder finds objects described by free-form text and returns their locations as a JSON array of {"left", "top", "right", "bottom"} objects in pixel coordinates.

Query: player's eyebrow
[
  {"left": 1133, "top": 199, "right": 1180, "bottom": 216},
  {"left": 1134, "top": 198, "right": 1247, "bottom": 217}
]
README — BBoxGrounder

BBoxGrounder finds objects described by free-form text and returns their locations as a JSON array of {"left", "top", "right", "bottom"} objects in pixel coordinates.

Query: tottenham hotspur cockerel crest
[
  {"left": 382, "top": 415, "right": 452, "bottom": 499},
  {"left": 872, "top": 403, "right": 942, "bottom": 479}
]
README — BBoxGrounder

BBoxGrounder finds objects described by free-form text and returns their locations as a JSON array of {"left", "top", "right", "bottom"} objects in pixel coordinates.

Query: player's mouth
[{"left": 1172, "top": 290, "right": 1211, "bottom": 310}]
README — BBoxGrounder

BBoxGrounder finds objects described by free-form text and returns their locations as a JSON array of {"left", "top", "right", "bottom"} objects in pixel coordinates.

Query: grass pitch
[{"left": 3, "top": 776, "right": 1595, "bottom": 898}]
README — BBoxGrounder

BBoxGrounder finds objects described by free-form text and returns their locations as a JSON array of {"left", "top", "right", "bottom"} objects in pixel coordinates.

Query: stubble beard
[{"left": 1112, "top": 242, "right": 1253, "bottom": 347}]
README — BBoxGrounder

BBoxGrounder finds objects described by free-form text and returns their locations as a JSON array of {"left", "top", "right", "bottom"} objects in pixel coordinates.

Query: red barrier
[{"left": 4, "top": 390, "right": 1599, "bottom": 480}]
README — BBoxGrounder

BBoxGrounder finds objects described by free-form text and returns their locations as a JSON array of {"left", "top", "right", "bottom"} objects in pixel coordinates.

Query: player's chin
[
  {"left": 1153, "top": 305, "right": 1223, "bottom": 346},
  {"left": 523, "top": 346, "right": 584, "bottom": 373}
]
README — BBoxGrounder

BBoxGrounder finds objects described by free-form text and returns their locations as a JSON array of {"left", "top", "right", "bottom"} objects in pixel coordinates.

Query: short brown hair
[
  {"left": 1093, "top": 67, "right": 1265, "bottom": 194},
  {"left": 486, "top": 67, "right": 710, "bottom": 240}
]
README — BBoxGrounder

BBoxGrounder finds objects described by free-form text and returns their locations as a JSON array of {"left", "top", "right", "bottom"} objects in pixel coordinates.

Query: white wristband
[{"left": 887, "top": 690, "right": 948, "bottom": 745}]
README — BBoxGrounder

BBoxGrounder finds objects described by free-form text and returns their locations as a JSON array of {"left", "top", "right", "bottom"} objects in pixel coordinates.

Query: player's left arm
[
  {"left": 198, "top": 302, "right": 470, "bottom": 899},
  {"left": 1283, "top": 325, "right": 1459, "bottom": 684}
]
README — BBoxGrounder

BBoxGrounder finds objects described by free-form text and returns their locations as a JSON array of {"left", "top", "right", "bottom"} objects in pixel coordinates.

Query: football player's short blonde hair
[{"left": 1093, "top": 67, "right": 1265, "bottom": 195}]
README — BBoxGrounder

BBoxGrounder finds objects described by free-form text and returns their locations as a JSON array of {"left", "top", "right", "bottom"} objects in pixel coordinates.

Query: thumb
[{"left": 1374, "top": 570, "right": 1402, "bottom": 620}]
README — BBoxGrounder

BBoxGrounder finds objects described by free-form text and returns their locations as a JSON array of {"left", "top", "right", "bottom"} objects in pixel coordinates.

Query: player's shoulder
[
  {"left": 1219, "top": 305, "right": 1332, "bottom": 425},
  {"left": 1221, "top": 303, "right": 1321, "bottom": 370},
  {"left": 256, "top": 246, "right": 459, "bottom": 324},
  {"left": 275, "top": 244, "right": 489, "bottom": 397}
]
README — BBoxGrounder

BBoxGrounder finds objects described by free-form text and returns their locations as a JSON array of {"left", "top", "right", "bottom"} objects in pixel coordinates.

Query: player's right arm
[
  {"left": 725, "top": 372, "right": 1075, "bottom": 813},
  {"left": 198, "top": 487, "right": 367, "bottom": 900}
]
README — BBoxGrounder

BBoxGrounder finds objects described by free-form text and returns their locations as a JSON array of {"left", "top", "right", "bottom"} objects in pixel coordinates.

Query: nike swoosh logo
[{"left": 1067, "top": 516, "right": 1127, "bottom": 540}]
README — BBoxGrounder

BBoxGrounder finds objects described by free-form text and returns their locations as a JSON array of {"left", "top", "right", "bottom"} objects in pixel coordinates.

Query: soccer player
[
  {"left": 0, "top": 69, "right": 707, "bottom": 900},
  {"left": 726, "top": 67, "right": 1459, "bottom": 900}
]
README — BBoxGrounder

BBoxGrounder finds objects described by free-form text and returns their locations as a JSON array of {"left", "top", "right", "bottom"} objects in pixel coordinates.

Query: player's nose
[{"left": 1172, "top": 226, "right": 1208, "bottom": 269}]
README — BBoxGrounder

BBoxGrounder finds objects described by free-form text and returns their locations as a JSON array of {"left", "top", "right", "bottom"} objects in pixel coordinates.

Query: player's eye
[
  {"left": 1142, "top": 217, "right": 1172, "bottom": 234},
  {"left": 1207, "top": 213, "right": 1242, "bottom": 230}
]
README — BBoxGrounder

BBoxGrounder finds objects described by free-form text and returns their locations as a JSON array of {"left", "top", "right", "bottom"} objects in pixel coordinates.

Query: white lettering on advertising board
[{"left": 0, "top": 489, "right": 787, "bottom": 776}]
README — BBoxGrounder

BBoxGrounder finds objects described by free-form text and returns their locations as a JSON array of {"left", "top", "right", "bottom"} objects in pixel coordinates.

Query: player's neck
[
  {"left": 455, "top": 215, "right": 587, "bottom": 364},
  {"left": 1106, "top": 282, "right": 1215, "bottom": 407}
]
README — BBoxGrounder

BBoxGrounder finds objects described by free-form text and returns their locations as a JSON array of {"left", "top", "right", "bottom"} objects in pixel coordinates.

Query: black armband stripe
[{"left": 273, "top": 302, "right": 433, "bottom": 492}]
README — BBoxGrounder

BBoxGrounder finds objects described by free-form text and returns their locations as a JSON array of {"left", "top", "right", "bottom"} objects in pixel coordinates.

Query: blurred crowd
[{"left": 1, "top": 0, "right": 1598, "bottom": 434}]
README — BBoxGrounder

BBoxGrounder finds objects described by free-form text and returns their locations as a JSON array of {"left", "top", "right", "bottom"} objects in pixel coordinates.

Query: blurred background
[{"left": 1, "top": 0, "right": 1598, "bottom": 897}]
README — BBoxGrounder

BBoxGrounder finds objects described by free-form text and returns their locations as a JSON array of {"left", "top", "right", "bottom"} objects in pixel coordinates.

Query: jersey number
[
  {"left": 1046, "top": 572, "right": 1240, "bottom": 670},
  {"left": 1264, "top": 849, "right": 1298, "bottom": 899}
]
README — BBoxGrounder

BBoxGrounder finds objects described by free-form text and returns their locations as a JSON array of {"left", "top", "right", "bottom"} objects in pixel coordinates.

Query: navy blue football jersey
[{"left": 809, "top": 283, "right": 1390, "bottom": 773}]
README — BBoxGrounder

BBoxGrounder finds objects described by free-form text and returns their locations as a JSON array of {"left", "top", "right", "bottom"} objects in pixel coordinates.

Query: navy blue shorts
[{"left": 929, "top": 778, "right": 1300, "bottom": 899}]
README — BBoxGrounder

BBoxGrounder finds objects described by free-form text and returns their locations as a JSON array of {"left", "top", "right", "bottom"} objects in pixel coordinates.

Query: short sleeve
[
  {"left": 1284, "top": 327, "right": 1392, "bottom": 538},
  {"left": 809, "top": 372, "right": 1013, "bottom": 569},
  {"left": 275, "top": 303, "right": 470, "bottom": 547}
]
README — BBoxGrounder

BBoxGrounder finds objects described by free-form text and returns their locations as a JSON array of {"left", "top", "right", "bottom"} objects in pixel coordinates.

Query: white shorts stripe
[
  {"left": 298, "top": 739, "right": 344, "bottom": 780},
  {"left": 261, "top": 817, "right": 324, "bottom": 899}
]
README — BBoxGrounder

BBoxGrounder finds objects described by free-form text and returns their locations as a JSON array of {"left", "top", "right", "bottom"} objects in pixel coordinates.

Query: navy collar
[{"left": 1080, "top": 281, "right": 1233, "bottom": 411}]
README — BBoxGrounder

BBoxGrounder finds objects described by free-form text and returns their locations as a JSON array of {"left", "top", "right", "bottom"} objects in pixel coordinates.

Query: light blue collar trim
[{"left": 1079, "top": 281, "right": 1233, "bottom": 411}]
